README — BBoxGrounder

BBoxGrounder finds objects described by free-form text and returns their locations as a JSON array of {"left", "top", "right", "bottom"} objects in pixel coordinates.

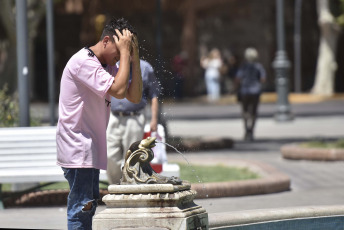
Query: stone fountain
[{"left": 93, "top": 137, "right": 208, "bottom": 230}]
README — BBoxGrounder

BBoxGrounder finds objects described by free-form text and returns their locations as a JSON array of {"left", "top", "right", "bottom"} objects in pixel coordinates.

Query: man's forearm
[
  {"left": 126, "top": 57, "right": 143, "bottom": 103},
  {"left": 150, "top": 97, "right": 159, "bottom": 131},
  {"left": 107, "top": 53, "right": 131, "bottom": 99}
]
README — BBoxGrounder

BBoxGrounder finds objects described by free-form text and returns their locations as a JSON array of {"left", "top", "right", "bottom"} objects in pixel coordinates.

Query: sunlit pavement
[
  {"left": 1, "top": 97, "right": 343, "bottom": 229},
  {"left": 167, "top": 99, "right": 344, "bottom": 213}
]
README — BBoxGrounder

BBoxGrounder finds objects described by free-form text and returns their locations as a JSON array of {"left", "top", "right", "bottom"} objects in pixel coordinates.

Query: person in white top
[
  {"left": 200, "top": 48, "right": 223, "bottom": 102},
  {"left": 56, "top": 18, "right": 142, "bottom": 230}
]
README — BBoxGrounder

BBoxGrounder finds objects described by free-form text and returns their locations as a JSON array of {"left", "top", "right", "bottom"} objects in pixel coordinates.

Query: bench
[
  {"left": 0, "top": 126, "right": 108, "bottom": 208},
  {"left": 0, "top": 126, "right": 179, "bottom": 208}
]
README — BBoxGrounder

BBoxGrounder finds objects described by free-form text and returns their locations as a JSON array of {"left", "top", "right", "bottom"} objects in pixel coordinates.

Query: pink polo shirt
[{"left": 56, "top": 48, "right": 117, "bottom": 170}]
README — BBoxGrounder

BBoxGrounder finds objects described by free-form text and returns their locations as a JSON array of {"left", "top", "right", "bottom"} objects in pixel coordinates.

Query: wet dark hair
[{"left": 100, "top": 18, "right": 137, "bottom": 42}]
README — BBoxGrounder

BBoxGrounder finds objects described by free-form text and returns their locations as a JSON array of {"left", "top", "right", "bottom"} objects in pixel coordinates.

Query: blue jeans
[{"left": 62, "top": 167, "right": 100, "bottom": 230}]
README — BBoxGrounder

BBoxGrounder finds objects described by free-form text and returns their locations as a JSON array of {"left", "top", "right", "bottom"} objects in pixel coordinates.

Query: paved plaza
[{"left": 0, "top": 96, "right": 343, "bottom": 229}]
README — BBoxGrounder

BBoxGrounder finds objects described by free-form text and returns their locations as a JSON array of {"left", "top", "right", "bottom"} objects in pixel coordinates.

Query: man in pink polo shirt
[{"left": 56, "top": 18, "right": 142, "bottom": 230}]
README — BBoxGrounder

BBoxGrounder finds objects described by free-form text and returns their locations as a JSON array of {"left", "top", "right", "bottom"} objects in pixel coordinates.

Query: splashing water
[{"left": 156, "top": 140, "right": 208, "bottom": 198}]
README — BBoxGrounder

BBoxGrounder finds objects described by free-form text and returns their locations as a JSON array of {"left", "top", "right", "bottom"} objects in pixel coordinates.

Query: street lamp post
[
  {"left": 16, "top": 0, "right": 30, "bottom": 126},
  {"left": 155, "top": 0, "right": 168, "bottom": 136},
  {"left": 273, "top": 0, "right": 293, "bottom": 122},
  {"left": 294, "top": 0, "right": 302, "bottom": 93},
  {"left": 46, "top": 0, "right": 56, "bottom": 125}
]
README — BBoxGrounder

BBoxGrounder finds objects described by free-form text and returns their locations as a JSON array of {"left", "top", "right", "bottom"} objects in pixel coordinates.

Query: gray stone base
[
  {"left": 93, "top": 209, "right": 208, "bottom": 230},
  {"left": 93, "top": 185, "right": 208, "bottom": 230}
]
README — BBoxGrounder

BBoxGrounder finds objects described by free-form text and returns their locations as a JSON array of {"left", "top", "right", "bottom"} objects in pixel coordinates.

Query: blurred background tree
[
  {"left": 0, "top": 0, "right": 343, "bottom": 102},
  {"left": 0, "top": 0, "right": 46, "bottom": 97},
  {"left": 312, "top": 0, "right": 343, "bottom": 96}
]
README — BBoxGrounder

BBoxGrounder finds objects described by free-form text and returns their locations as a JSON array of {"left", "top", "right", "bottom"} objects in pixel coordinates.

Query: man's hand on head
[{"left": 113, "top": 29, "right": 133, "bottom": 56}]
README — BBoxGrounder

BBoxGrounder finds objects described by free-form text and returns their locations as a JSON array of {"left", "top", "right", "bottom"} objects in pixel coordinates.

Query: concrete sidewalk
[
  {"left": 168, "top": 115, "right": 344, "bottom": 140},
  {"left": 1, "top": 97, "right": 344, "bottom": 229}
]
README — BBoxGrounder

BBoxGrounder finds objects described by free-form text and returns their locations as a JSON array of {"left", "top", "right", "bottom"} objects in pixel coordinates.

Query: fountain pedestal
[
  {"left": 93, "top": 183, "right": 208, "bottom": 229},
  {"left": 93, "top": 137, "right": 208, "bottom": 229}
]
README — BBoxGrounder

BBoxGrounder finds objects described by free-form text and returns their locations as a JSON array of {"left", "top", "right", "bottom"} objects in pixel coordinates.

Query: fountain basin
[{"left": 208, "top": 205, "right": 344, "bottom": 229}]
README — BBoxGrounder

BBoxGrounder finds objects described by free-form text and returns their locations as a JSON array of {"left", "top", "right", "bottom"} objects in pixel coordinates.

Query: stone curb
[
  {"left": 165, "top": 137, "right": 290, "bottom": 199},
  {"left": 191, "top": 160, "right": 290, "bottom": 199},
  {"left": 281, "top": 143, "right": 344, "bottom": 161}
]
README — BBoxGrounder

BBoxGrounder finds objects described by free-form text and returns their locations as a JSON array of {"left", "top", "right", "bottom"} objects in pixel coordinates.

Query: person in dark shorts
[{"left": 235, "top": 48, "right": 266, "bottom": 141}]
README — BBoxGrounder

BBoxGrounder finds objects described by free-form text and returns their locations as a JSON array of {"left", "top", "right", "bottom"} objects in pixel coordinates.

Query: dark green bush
[
  {"left": 0, "top": 84, "right": 19, "bottom": 127},
  {"left": 301, "top": 139, "right": 344, "bottom": 149}
]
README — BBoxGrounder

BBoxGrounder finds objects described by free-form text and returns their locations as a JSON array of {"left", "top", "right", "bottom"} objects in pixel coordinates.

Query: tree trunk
[
  {"left": 0, "top": 0, "right": 17, "bottom": 93},
  {"left": 312, "top": 0, "right": 340, "bottom": 96},
  {"left": 181, "top": 0, "right": 197, "bottom": 96}
]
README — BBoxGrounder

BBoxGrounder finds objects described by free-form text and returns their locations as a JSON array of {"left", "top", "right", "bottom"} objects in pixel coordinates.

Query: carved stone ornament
[{"left": 120, "top": 137, "right": 183, "bottom": 185}]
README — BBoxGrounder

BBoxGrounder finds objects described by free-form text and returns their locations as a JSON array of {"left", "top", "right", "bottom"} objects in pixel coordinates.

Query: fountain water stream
[{"left": 157, "top": 140, "right": 209, "bottom": 198}]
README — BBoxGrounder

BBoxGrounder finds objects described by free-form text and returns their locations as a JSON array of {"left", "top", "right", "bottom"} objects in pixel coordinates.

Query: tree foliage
[{"left": 0, "top": 84, "right": 19, "bottom": 127}]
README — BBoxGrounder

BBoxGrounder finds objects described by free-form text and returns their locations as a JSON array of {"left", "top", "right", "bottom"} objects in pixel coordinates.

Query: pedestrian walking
[
  {"left": 235, "top": 47, "right": 266, "bottom": 141},
  {"left": 172, "top": 51, "right": 187, "bottom": 100},
  {"left": 200, "top": 48, "right": 223, "bottom": 102}
]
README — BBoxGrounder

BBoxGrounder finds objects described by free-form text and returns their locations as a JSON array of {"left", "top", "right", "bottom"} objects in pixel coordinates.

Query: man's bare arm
[
  {"left": 150, "top": 97, "right": 159, "bottom": 132},
  {"left": 126, "top": 35, "right": 143, "bottom": 104}
]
